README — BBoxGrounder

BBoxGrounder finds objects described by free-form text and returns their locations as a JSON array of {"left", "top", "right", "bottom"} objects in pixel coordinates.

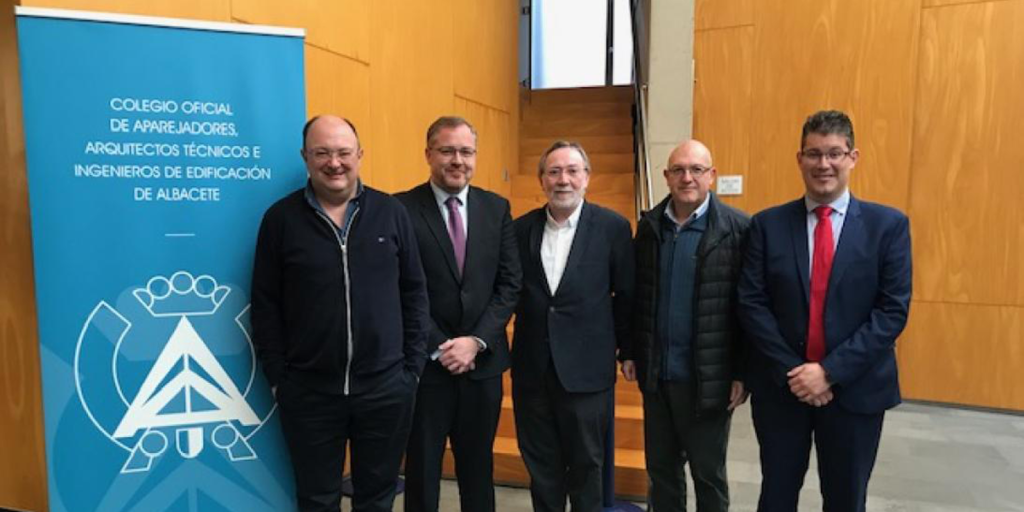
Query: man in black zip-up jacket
[
  {"left": 623, "top": 140, "right": 749, "bottom": 512},
  {"left": 251, "top": 115, "right": 430, "bottom": 512}
]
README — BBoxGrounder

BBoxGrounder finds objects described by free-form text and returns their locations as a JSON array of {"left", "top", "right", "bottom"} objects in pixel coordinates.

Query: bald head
[
  {"left": 303, "top": 115, "right": 360, "bottom": 150},
  {"left": 664, "top": 139, "right": 716, "bottom": 218},
  {"left": 301, "top": 114, "right": 363, "bottom": 203},
  {"left": 667, "top": 139, "right": 713, "bottom": 169}
]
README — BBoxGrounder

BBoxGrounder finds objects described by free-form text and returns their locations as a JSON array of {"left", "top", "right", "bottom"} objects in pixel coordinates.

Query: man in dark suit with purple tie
[
  {"left": 738, "top": 110, "right": 913, "bottom": 512},
  {"left": 397, "top": 116, "right": 522, "bottom": 512}
]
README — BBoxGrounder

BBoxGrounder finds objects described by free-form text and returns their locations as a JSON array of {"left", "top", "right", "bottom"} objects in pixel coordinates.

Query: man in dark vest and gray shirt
[{"left": 623, "top": 139, "right": 749, "bottom": 512}]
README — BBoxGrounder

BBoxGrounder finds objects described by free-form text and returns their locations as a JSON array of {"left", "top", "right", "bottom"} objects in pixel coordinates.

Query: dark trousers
[
  {"left": 404, "top": 370, "right": 503, "bottom": 512},
  {"left": 513, "top": 365, "right": 611, "bottom": 512},
  {"left": 750, "top": 392, "right": 885, "bottom": 512},
  {"left": 277, "top": 368, "right": 417, "bottom": 512},
  {"left": 642, "top": 380, "right": 732, "bottom": 512}
]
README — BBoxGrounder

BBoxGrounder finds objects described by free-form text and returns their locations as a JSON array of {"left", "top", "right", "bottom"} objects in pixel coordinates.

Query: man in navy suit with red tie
[{"left": 738, "top": 110, "right": 912, "bottom": 512}]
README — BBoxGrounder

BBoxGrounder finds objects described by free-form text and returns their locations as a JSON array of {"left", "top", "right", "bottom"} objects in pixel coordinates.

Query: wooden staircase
[
  {"left": 510, "top": 86, "right": 638, "bottom": 226},
  {"left": 442, "top": 85, "right": 647, "bottom": 499},
  {"left": 443, "top": 370, "right": 648, "bottom": 500}
]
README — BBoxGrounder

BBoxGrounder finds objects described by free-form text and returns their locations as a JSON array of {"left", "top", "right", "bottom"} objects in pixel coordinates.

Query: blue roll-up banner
[{"left": 17, "top": 8, "right": 306, "bottom": 511}]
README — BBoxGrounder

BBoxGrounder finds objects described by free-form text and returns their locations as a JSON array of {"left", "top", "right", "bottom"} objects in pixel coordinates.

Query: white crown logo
[
  {"left": 70, "top": 270, "right": 271, "bottom": 473},
  {"left": 133, "top": 271, "right": 229, "bottom": 317}
]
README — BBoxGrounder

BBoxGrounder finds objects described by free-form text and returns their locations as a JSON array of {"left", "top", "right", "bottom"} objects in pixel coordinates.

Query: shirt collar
[
  {"left": 304, "top": 179, "right": 364, "bottom": 213},
  {"left": 664, "top": 193, "right": 711, "bottom": 228},
  {"left": 804, "top": 188, "right": 850, "bottom": 216},
  {"left": 429, "top": 180, "right": 469, "bottom": 208},
  {"left": 546, "top": 200, "right": 584, "bottom": 229}
]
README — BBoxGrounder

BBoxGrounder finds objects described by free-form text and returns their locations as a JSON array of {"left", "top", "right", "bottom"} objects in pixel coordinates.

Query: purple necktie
[{"left": 446, "top": 196, "right": 466, "bottom": 275}]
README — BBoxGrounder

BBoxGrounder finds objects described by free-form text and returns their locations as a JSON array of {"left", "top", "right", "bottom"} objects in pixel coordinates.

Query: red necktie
[{"left": 807, "top": 205, "right": 834, "bottom": 362}]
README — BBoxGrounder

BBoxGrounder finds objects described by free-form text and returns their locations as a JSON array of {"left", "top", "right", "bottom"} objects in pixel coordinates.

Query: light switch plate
[{"left": 717, "top": 175, "right": 743, "bottom": 196}]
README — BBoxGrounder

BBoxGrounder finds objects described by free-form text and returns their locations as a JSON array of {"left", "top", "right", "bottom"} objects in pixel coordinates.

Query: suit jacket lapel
[
  {"left": 417, "top": 183, "right": 460, "bottom": 281},
  {"left": 464, "top": 187, "right": 485, "bottom": 284},
  {"left": 789, "top": 199, "right": 811, "bottom": 305},
  {"left": 528, "top": 209, "right": 554, "bottom": 296},
  {"left": 557, "top": 202, "right": 593, "bottom": 297},
  {"left": 828, "top": 195, "right": 863, "bottom": 292}
]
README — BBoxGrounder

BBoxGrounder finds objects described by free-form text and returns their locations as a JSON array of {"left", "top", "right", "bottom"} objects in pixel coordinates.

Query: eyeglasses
[
  {"left": 800, "top": 149, "right": 851, "bottom": 163},
  {"left": 666, "top": 165, "right": 711, "bottom": 178},
  {"left": 543, "top": 166, "right": 587, "bottom": 178},
  {"left": 432, "top": 146, "right": 477, "bottom": 159},
  {"left": 308, "top": 148, "right": 357, "bottom": 162}
]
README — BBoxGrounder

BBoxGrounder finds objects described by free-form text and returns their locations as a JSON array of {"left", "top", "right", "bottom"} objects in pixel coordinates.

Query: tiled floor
[{"left": 345, "top": 402, "right": 1024, "bottom": 511}]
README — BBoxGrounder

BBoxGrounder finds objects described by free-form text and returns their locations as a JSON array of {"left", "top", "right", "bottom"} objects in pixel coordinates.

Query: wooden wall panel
[
  {"left": 747, "top": 0, "right": 920, "bottom": 214},
  {"left": 899, "top": 302, "right": 1024, "bottom": 410},
  {"left": 693, "top": 25, "right": 753, "bottom": 213},
  {"left": 369, "top": 0, "right": 456, "bottom": 193},
  {"left": 922, "top": 0, "right": 1006, "bottom": 7},
  {"left": 1, "top": 1, "right": 48, "bottom": 511},
  {"left": 21, "top": 0, "right": 230, "bottom": 21},
  {"left": 230, "top": 0, "right": 370, "bottom": 63},
  {"left": 454, "top": 0, "right": 518, "bottom": 113},
  {"left": 910, "top": 0, "right": 1024, "bottom": 306},
  {"left": 695, "top": 0, "right": 752, "bottom": 30},
  {"left": 304, "top": 46, "right": 375, "bottom": 182},
  {"left": 694, "top": 0, "right": 1024, "bottom": 410},
  {"left": 19, "top": 0, "right": 519, "bottom": 198},
  {"left": 454, "top": 96, "right": 512, "bottom": 198}
]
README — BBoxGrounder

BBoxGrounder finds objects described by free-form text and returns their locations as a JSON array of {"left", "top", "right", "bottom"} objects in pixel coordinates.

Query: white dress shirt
[
  {"left": 805, "top": 188, "right": 850, "bottom": 277},
  {"left": 429, "top": 180, "right": 468, "bottom": 237},
  {"left": 541, "top": 201, "right": 584, "bottom": 294}
]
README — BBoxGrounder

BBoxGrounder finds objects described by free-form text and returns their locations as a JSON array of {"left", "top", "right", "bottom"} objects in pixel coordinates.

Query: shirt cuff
[{"left": 471, "top": 336, "right": 487, "bottom": 351}]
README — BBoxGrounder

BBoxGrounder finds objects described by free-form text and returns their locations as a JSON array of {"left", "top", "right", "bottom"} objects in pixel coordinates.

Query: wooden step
[
  {"left": 615, "top": 378, "right": 644, "bottom": 406},
  {"left": 498, "top": 360, "right": 645, "bottom": 407},
  {"left": 524, "top": 85, "right": 634, "bottom": 105},
  {"left": 446, "top": 436, "right": 649, "bottom": 500},
  {"left": 607, "top": 446, "right": 649, "bottom": 501},
  {"left": 522, "top": 101, "right": 633, "bottom": 123},
  {"left": 519, "top": 152, "right": 635, "bottom": 175},
  {"left": 438, "top": 436, "right": 530, "bottom": 489},
  {"left": 495, "top": 397, "right": 645, "bottom": 451},
  {"left": 614, "top": 404, "right": 645, "bottom": 451},
  {"left": 522, "top": 116, "right": 633, "bottom": 138},
  {"left": 521, "top": 135, "right": 635, "bottom": 156},
  {"left": 492, "top": 436, "right": 530, "bottom": 488},
  {"left": 494, "top": 375, "right": 646, "bottom": 449}
]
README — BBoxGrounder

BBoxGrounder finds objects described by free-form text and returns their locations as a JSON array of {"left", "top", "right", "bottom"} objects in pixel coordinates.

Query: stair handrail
[{"left": 630, "top": 0, "right": 654, "bottom": 218}]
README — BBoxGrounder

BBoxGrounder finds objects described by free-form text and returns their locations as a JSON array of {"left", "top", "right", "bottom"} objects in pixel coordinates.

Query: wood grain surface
[
  {"left": 693, "top": 0, "right": 1024, "bottom": 410},
  {"left": 1, "top": 1, "right": 48, "bottom": 510}
]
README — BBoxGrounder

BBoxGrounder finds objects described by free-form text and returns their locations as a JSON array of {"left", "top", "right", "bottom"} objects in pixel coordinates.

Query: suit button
[{"left": 549, "top": 306, "right": 556, "bottom": 313}]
